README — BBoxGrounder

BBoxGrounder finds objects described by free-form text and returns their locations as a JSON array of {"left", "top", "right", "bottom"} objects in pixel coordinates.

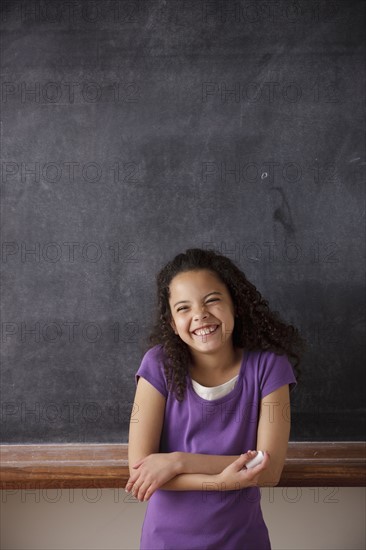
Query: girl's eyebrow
[{"left": 173, "top": 291, "right": 223, "bottom": 308}]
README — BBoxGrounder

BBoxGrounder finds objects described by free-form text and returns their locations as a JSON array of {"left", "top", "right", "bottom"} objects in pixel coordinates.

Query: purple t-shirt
[{"left": 134, "top": 344, "right": 297, "bottom": 550}]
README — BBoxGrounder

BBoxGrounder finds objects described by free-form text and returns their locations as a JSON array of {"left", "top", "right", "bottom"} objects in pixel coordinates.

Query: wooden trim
[
  {"left": 0, "top": 442, "right": 365, "bottom": 489},
  {"left": 282, "top": 441, "right": 365, "bottom": 486}
]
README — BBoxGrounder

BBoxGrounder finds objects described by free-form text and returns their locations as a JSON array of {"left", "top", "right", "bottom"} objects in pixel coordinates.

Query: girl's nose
[{"left": 194, "top": 309, "right": 208, "bottom": 321}]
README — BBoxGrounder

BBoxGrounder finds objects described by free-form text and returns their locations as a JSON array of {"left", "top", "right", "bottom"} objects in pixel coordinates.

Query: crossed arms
[{"left": 127, "top": 377, "right": 291, "bottom": 502}]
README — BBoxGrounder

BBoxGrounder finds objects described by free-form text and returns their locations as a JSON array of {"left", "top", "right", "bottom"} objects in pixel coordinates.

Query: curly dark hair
[{"left": 143, "top": 248, "right": 307, "bottom": 402}]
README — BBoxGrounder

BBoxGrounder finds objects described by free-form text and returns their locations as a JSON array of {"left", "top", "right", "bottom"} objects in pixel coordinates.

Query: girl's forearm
[
  {"left": 159, "top": 472, "right": 223, "bottom": 491},
  {"left": 160, "top": 470, "right": 278, "bottom": 492},
  {"left": 159, "top": 471, "right": 278, "bottom": 491},
  {"left": 173, "top": 452, "right": 280, "bottom": 488},
  {"left": 176, "top": 452, "right": 240, "bottom": 475}
]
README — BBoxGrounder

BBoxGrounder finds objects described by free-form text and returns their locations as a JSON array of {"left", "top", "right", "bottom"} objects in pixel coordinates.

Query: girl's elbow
[
  {"left": 257, "top": 476, "right": 280, "bottom": 488},
  {"left": 271, "top": 466, "right": 284, "bottom": 486},
  {"left": 268, "top": 476, "right": 281, "bottom": 487},
  {"left": 257, "top": 467, "right": 282, "bottom": 487}
]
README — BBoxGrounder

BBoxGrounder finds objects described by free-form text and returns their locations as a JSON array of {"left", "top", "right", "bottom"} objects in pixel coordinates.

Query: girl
[{"left": 126, "top": 248, "right": 306, "bottom": 550}]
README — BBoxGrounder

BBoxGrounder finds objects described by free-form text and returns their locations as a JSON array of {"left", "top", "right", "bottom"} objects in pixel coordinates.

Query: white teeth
[{"left": 193, "top": 325, "right": 218, "bottom": 336}]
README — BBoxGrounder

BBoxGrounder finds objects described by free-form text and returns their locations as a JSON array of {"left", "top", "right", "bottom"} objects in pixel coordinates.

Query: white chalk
[{"left": 246, "top": 451, "right": 264, "bottom": 469}]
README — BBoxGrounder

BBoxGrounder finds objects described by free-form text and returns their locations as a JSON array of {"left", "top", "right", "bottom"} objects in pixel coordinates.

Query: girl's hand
[
  {"left": 125, "top": 452, "right": 181, "bottom": 502},
  {"left": 217, "top": 450, "right": 270, "bottom": 490}
]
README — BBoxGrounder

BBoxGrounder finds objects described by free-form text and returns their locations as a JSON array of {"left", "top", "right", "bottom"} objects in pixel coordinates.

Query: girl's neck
[{"left": 189, "top": 343, "right": 241, "bottom": 376}]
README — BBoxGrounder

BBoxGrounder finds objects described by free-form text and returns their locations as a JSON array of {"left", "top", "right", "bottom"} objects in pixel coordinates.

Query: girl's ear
[{"left": 169, "top": 318, "right": 178, "bottom": 335}]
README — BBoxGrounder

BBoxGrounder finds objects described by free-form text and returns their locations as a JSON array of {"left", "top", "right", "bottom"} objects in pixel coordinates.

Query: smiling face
[{"left": 168, "top": 269, "right": 236, "bottom": 355}]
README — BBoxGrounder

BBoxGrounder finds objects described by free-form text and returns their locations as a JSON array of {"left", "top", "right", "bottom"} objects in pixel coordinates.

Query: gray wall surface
[{"left": 1, "top": 487, "right": 365, "bottom": 549}]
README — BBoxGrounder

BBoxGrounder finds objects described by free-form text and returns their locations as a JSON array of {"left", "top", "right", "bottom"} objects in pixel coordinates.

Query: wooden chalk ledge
[{"left": 0, "top": 442, "right": 365, "bottom": 489}]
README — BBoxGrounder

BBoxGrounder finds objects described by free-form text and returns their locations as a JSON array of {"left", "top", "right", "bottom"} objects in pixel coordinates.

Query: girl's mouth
[{"left": 192, "top": 325, "right": 219, "bottom": 338}]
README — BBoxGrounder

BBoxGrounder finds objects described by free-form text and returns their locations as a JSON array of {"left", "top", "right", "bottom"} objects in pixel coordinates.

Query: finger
[
  {"left": 237, "top": 451, "right": 257, "bottom": 467},
  {"left": 132, "top": 458, "right": 144, "bottom": 468},
  {"left": 239, "top": 451, "right": 254, "bottom": 461},
  {"left": 138, "top": 478, "right": 158, "bottom": 502},
  {"left": 245, "top": 452, "right": 270, "bottom": 476},
  {"left": 125, "top": 482, "right": 134, "bottom": 492},
  {"left": 135, "top": 480, "right": 151, "bottom": 502},
  {"left": 226, "top": 452, "right": 252, "bottom": 473},
  {"left": 253, "top": 451, "right": 270, "bottom": 469},
  {"left": 125, "top": 473, "right": 140, "bottom": 491},
  {"left": 125, "top": 479, "right": 133, "bottom": 491},
  {"left": 126, "top": 474, "right": 139, "bottom": 489},
  {"left": 131, "top": 483, "right": 141, "bottom": 500},
  {"left": 143, "top": 486, "right": 153, "bottom": 501},
  {"left": 244, "top": 450, "right": 257, "bottom": 458}
]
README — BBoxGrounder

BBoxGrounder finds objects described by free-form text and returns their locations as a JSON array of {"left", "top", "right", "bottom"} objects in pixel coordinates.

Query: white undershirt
[{"left": 191, "top": 374, "right": 239, "bottom": 401}]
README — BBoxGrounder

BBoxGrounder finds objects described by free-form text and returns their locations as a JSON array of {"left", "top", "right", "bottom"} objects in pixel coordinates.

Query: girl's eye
[{"left": 177, "top": 299, "right": 219, "bottom": 312}]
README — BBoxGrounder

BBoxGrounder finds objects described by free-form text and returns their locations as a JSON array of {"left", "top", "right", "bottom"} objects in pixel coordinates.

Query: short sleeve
[
  {"left": 134, "top": 344, "right": 168, "bottom": 398},
  {"left": 258, "top": 351, "right": 297, "bottom": 398}
]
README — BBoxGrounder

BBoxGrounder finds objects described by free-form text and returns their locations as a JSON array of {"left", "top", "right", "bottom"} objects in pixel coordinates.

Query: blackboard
[{"left": 1, "top": 0, "right": 365, "bottom": 445}]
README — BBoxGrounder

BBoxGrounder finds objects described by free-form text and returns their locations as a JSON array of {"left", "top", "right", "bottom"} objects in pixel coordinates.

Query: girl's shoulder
[
  {"left": 246, "top": 347, "right": 290, "bottom": 364},
  {"left": 142, "top": 343, "right": 166, "bottom": 363},
  {"left": 250, "top": 348, "right": 297, "bottom": 395},
  {"left": 136, "top": 344, "right": 169, "bottom": 397}
]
